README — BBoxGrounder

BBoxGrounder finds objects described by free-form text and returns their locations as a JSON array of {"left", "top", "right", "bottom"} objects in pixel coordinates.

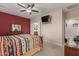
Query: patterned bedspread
[{"left": 0, "top": 34, "right": 41, "bottom": 56}]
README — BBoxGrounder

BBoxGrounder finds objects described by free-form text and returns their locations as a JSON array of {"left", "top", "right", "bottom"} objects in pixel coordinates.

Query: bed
[{"left": 0, "top": 34, "right": 42, "bottom": 56}]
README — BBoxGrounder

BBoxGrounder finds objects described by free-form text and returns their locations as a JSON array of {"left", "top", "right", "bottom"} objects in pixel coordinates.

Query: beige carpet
[{"left": 34, "top": 40, "right": 64, "bottom": 56}]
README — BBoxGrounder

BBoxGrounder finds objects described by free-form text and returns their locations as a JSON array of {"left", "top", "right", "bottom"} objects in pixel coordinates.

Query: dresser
[{"left": 65, "top": 45, "right": 79, "bottom": 56}]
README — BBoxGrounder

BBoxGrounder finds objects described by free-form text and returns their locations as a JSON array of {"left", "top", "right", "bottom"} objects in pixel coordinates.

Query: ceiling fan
[{"left": 17, "top": 3, "right": 39, "bottom": 15}]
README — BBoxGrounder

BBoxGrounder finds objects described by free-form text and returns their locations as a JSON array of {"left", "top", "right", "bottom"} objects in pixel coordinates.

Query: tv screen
[{"left": 41, "top": 15, "right": 51, "bottom": 23}]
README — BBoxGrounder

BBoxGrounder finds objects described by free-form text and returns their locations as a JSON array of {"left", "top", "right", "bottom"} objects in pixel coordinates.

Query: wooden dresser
[{"left": 64, "top": 45, "right": 79, "bottom": 56}]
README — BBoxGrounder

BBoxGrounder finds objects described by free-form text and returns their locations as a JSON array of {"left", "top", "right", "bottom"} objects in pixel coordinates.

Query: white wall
[
  {"left": 31, "top": 8, "right": 64, "bottom": 46},
  {"left": 66, "top": 7, "right": 79, "bottom": 19},
  {"left": 65, "top": 19, "right": 79, "bottom": 40},
  {"left": 65, "top": 7, "right": 79, "bottom": 40},
  {"left": 31, "top": 14, "right": 41, "bottom": 35}
]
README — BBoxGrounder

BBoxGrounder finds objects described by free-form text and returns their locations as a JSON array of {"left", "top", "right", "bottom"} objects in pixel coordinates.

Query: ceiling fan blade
[
  {"left": 32, "top": 10, "right": 39, "bottom": 12},
  {"left": 27, "top": 4, "right": 30, "bottom": 8},
  {"left": 17, "top": 3, "right": 26, "bottom": 8},
  {"left": 20, "top": 10, "right": 26, "bottom": 12},
  {"left": 31, "top": 4, "right": 35, "bottom": 8}
]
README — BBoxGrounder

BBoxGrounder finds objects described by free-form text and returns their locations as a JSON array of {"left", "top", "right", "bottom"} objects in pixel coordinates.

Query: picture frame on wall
[{"left": 12, "top": 24, "right": 22, "bottom": 32}]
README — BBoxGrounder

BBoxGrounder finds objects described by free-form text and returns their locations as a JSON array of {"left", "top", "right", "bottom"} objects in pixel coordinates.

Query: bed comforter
[{"left": 0, "top": 34, "right": 41, "bottom": 56}]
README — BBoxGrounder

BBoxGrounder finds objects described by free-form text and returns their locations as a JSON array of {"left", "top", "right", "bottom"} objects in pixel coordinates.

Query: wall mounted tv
[{"left": 41, "top": 15, "right": 51, "bottom": 24}]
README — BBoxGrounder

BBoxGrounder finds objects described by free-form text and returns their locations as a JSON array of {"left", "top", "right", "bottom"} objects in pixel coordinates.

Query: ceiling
[{"left": 0, "top": 3, "right": 77, "bottom": 18}]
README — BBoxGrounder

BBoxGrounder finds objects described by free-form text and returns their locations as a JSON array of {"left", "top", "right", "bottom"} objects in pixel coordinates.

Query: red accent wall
[{"left": 0, "top": 12, "right": 30, "bottom": 36}]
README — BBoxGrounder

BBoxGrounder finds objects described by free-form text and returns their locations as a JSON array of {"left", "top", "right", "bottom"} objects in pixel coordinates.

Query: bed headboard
[{"left": 0, "top": 31, "right": 24, "bottom": 36}]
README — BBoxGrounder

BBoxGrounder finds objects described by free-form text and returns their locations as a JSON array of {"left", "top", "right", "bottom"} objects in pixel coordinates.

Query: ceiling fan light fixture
[
  {"left": 26, "top": 9, "right": 31, "bottom": 12},
  {"left": 17, "top": 3, "right": 39, "bottom": 14},
  {"left": 26, "top": 7, "right": 32, "bottom": 12}
]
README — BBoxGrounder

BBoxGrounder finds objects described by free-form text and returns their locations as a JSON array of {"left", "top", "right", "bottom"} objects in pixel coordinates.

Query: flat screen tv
[{"left": 41, "top": 15, "right": 51, "bottom": 23}]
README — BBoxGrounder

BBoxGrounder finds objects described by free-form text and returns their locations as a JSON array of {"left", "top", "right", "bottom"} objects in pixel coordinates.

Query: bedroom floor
[{"left": 34, "top": 40, "right": 64, "bottom": 56}]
